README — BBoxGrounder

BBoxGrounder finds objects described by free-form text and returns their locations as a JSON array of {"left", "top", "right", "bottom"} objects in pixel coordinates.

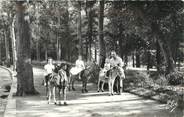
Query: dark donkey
[{"left": 68, "top": 61, "right": 100, "bottom": 93}]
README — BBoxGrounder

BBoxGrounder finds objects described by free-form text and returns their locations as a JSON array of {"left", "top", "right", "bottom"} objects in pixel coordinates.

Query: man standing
[
  {"left": 109, "top": 51, "right": 125, "bottom": 93},
  {"left": 43, "top": 58, "right": 55, "bottom": 86}
]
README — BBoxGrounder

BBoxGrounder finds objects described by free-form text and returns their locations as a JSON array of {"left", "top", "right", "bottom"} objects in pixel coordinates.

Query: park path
[
  {"left": 0, "top": 67, "right": 12, "bottom": 117},
  {"left": 8, "top": 67, "right": 183, "bottom": 117}
]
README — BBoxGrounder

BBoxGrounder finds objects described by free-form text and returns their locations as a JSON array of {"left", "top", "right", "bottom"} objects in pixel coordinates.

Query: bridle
[
  {"left": 83, "top": 63, "right": 99, "bottom": 77},
  {"left": 109, "top": 66, "right": 121, "bottom": 78}
]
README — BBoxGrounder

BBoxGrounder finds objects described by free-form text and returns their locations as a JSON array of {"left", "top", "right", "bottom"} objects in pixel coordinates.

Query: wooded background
[{"left": 0, "top": 1, "right": 184, "bottom": 95}]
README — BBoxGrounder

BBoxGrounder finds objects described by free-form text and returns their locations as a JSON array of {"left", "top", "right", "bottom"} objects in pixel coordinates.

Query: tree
[
  {"left": 78, "top": 1, "right": 82, "bottom": 56},
  {"left": 11, "top": 16, "right": 17, "bottom": 71},
  {"left": 99, "top": 0, "right": 106, "bottom": 68},
  {"left": 84, "top": 1, "right": 97, "bottom": 61},
  {"left": 15, "top": 1, "right": 37, "bottom": 96}
]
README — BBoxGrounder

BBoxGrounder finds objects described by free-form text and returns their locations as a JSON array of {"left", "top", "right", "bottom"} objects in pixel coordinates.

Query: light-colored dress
[{"left": 70, "top": 59, "right": 85, "bottom": 75}]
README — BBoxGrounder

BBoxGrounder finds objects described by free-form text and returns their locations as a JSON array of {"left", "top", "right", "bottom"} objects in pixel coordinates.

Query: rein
[
  {"left": 83, "top": 64, "right": 99, "bottom": 77},
  {"left": 109, "top": 66, "right": 121, "bottom": 77}
]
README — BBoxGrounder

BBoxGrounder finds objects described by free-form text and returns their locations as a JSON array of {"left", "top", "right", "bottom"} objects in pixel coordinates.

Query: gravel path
[
  {"left": 0, "top": 67, "right": 12, "bottom": 117},
  {"left": 14, "top": 67, "right": 184, "bottom": 117}
]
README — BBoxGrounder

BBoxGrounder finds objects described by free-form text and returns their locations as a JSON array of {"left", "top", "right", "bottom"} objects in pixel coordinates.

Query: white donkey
[
  {"left": 97, "top": 68, "right": 109, "bottom": 92},
  {"left": 47, "top": 66, "right": 68, "bottom": 105},
  {"left": 108, "top": 66, "right": 125, "bottom": 96}
]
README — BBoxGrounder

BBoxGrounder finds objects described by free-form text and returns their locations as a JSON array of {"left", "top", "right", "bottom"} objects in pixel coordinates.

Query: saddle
[
  {"left": 50, "top": 73, "right": 59, "bottom": 85},
  {"left": 58, "top": 69, "right": 67, "bottom": 82}
]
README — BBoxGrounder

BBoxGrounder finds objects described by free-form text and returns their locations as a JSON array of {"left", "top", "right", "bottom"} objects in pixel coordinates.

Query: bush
[{"left": 166, "top": 71, "right": 183, "bottom": 85}]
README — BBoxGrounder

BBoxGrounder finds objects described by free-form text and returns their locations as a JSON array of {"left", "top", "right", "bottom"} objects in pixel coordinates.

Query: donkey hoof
[
  {"left": 58, "top": 102, "right": 62, "bottom": 106},
  {"left": 64, "top": 102, "right": 68, "bottom": 106},
  {"left": 85, "top": 89, "right": 88, "bottom": 93},
  {"left": 54, "top": 102, "right": 57, "bottom": 105},
  {"left": 97, "top": 90, "right": 100, "bottom": 92},
  {"left": 102, "top": 90, "right": 104, "bottom": 92}
]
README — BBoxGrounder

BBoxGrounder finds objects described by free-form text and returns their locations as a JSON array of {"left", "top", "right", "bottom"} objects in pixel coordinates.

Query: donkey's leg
[
  {"left": 58, "top": 88, "right": 62, "bottom": 105},
  {"left": 97, "top": 79, "right": 101, "bottom": 92},
  {"left": 84, "top": 78, "right": 88, "bottom": 93},
  {"left": 119, "top": 78, "right": 123, "bottom": 95},
  {"left": 72, "top": 76, "right": 76, "bottom": 91},
  {"left": 48, "top": 87, "right": 52, "bottom": 104},
  {"left": 63, "top": 86, "right": 67, "bottom": 105},
  {"left": 108, "top": 79, "right": 112, "bottom": 96},
  {"left": 68, "top": 76, "right": 71, "bottom": 91},
  {"left": 111, "top": 78, "right": 115, "bottom": 95},
  {"left": 115, "top": 78, "right": 119, "bottom": 94},
  {"left": 46, "top": 86, "right": 49, "bottom": 100},
  {"left": 81, "top": 81, "right": 85, "bottom": 93},
  {"left": 101, "top": 81, "right": 105, "bottom": 92},
  {"left": 52, "top": 86, "right": 56, "bottom": 104}
]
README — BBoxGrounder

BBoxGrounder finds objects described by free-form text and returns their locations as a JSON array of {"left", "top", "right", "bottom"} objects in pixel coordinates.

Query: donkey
[
  {"left": 108, "top": 66, "right": 125, "bottom": 96},
  {"left": 97, "top": 69, "right": 109, "bottom": 92},
  {"left": 47, "top": 64, "right": 68, "bottom": 105},
  {"left": 68, "top": 61, "right": 100, "bottom": 93}
]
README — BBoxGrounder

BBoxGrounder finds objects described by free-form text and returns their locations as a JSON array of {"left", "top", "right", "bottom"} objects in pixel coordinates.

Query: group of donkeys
[{"left": 44, "top": 61, "right": 125, "bottom": 105}]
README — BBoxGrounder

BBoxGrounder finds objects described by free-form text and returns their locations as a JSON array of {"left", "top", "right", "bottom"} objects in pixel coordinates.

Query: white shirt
[
  {"left": 76, "top": 59, "right": 85, "bottom": 69},
  {"left": 104, "top": 58, "right": 110, "bottom": 70},
  {"left": 110, "top": 56, "right": 123, "bottom": 68},
  {"left": 44, "top": 64, "right": 55, "bottom": 75}
]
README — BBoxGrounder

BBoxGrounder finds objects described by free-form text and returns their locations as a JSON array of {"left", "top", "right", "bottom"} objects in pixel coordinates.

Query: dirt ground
[
  {"left": 14, "top": 67, "right": 184, "bottom": 117},
  {"left": 0, "top": 67, "right": 11, "bottom": 117}
]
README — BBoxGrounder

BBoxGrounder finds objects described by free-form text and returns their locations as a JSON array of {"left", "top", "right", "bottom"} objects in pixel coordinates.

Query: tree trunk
[
  {"left": 147, "top": 49, "right": 151, "bottom": 71},
  {"left": 157, "top": 39, "right": 176, "bottom": 74},
  {"left": 132, "top": 51, "right": 135, "bottom": 67},
  {"left": 4, "top": 30, "right": 10, "bottom": 67},
  {"left": 88, "top": 6, "right": 93, "bottom": 61},
  {"left": 0, "top": 36, "right": 1, "bottom": 64},
  {"left": 99, "top": 0, "right": 106, "bottom": 68},
  {"left": 36, "top": 40, "right": 40, "bottom": 61},
  {"left": 58, "top": 40, "right": 61, "bottom": 61},
  {"left": 56, "top": 33, "right": 61, "bottom": 61},
  {"left": 119, "top": 38, "right": 123, "bottom": 59},
  {"left": 45, "top": 30, "right": 49, "bottom": 61},
  {"left": 78, "top": 1, "right": 82, "bottom": 56},
  {"left": 15, "top": 2, "right": 38, "bottom": 96},
  {"left": 124, "top": 53, "right": 128, "bottom": 67},
  {"left": 56, "top": 31, "right": 59, "bottom": 60},
  {"left": 45, "top": 44, "right": 48, "bottom": 61},
  {"left": 95, "top": 41, "right": 97, "bottom": 62},
  {"left": 136, "top": 50, "right": 140, "bottom": 68},
  {"left": 85, "top": 39, "right": 88, "bottom": 61},
  {"left": 156, "top": 40, "right": 161, "bottom": 72},
  {"left": 11, "top": 16, "right": 17, "bottom": 71}
]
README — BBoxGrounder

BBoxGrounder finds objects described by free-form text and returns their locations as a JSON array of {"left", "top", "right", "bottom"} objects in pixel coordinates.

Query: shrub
[{"left": 166, "top": 71, "right": 183, "bottom": 85}]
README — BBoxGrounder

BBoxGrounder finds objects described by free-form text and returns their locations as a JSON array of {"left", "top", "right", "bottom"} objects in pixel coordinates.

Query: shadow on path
[{"left": 15, "top": 67, "right": 183, "bottom": 117}]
